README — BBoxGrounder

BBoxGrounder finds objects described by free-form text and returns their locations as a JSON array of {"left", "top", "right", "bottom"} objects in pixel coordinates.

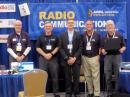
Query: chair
[
  {"left": 19, "top": 69, "right": 48, "bottom": 97},
  {"left": 80, "top": 65, "right": 87, "bottom": 97}
]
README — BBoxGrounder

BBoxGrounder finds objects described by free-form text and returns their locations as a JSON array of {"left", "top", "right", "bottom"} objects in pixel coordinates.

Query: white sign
[
  {"left": 18, "top": 3, "right": 30, "bottom": 16},
  {"left": 0, "top": 4, "right": 16, "bottom": 12},
  {"left": 0, "top": 19, "right": 16, "bottom": 28},
  {"left": 0, "top": 34, "right": 9, "bottom": 43},
  {"left": 11, "top": 62, "right": 20, "bottom": 70}
]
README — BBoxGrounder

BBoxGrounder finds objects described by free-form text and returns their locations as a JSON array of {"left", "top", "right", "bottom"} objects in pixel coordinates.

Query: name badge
[
  {"left": 86, "top": 46, "right": 91, "bottom": 50},
  {"left": 16, "top": 43, "right": 22, "bottom": 51},
  {"left": 87, "top": 42, "right": 91, "bottom": 46},
  {"left": 12, "top": 38, "right": 17, "bottom": 41},
  {"left": 46, "top": 45, "right": 52, "bottom": 50},
  {"left": 67, "top": 44, "right": 73, "bottom": 50}
]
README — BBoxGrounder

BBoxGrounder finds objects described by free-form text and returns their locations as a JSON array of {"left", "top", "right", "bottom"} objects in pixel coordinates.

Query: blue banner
[{"left": 28, "top": 3, "right": 127, "bottom": 40}]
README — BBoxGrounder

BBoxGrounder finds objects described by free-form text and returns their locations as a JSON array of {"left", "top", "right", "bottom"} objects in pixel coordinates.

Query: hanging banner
[
  {"left": 0, "top": 19, "right": 16, "bottom": 28},
  {"left": 0, "top": 34, "right": 8, "bottom": 43},
  {"left": 28, "top": 3, "right": 127, "bottom": 40},
  {"left": 0, "top": 3, "right": 16, "bottom": 12}
]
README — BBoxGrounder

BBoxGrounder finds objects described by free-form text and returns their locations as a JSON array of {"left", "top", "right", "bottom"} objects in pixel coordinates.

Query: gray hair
[{"left": 105, "top": 20, "right": 115, "bottom": 27}]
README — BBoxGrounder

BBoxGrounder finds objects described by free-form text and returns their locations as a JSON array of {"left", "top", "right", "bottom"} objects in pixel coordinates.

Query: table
[
  {"left": 119, "top": 70, "right": 130, "bottom": 93},
  {"left": 0, "top": 71, "right": 130, "bottom": 97},
  {"left": 0, "top": 74, "right": 23, "bottom": 97}
]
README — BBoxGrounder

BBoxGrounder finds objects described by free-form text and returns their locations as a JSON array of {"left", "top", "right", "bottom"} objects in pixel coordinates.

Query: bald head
[
  {"left": 14, "top": 20, "right": 22, "bottom": 26},
  {"left": 14, "top": 20, "right": 22, "bottom": 34}
]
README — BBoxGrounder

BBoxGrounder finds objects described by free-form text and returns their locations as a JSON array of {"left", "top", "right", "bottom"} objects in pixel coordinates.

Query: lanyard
[
  {"left": 16, "top": 35, "right": 21, "bottom": 43},
  {"left": 45, "top": 37, "right": 51, "bottom": 45},
  {"left": 86, "top": 31, "right": 94, "bottom": 43},
  {"left": 107, "top": 32, "right": 115, "bottom": 38},
  {"left": 48, "top": 39, "right": 51, "bottom": 45}
]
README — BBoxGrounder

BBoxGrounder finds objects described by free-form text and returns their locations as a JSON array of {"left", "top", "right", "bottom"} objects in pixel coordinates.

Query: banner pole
[{"left": 76, "top": 0, "right": 78, "bottom": 3}]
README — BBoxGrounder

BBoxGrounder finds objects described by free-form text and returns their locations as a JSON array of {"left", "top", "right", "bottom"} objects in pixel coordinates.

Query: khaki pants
[{"left": 82, "top": 55, "right": 100, "bottom": 96}]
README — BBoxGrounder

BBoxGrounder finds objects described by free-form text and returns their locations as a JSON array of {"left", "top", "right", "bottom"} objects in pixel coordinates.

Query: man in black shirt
[
  {"left": 36, "top": 21, "right": 60, "bottom": 97},
  {"left": 82, "top": 20, "right": 101, "bottom": 97},
  {"left": 7, "top": 20, "right": 31, "bottom": 64},
  {"left": 102, "top": 20, "right": 126, "bottom": 97}
]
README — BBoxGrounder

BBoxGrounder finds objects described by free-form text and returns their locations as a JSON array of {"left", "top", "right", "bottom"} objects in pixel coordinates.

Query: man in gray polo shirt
[{"left": 102, "top": 20, "right": 126, "bottom": 97}]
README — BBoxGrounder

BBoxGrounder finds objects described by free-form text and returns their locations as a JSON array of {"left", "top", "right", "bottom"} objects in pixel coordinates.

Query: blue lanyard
[
  {"left": 16, "top": 35, "right": 21, "bottom": 43},
  {"left": 86, "top": 31, "right": 94, "bottom": 43},
  {"left": 45, "top": 37, "right": 51, "bottom": 45},
  {"left": 48, "top": 39, "right": 51, "bottom": 45}
]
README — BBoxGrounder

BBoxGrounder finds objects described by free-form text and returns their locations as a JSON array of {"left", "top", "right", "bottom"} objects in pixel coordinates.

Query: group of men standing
[{"left": 7, "top": 19, "right": 126, "bottom": 97}]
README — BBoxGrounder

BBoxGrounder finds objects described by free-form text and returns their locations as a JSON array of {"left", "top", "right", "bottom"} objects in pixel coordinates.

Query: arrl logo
[{"left": 88, "top": 9, "right": 93, "bottom": 17}]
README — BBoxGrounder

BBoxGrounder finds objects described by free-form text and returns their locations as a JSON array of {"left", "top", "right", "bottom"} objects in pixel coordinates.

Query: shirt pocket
[
  {"left": 22, "top": 38, "right": 27, "bottom": 42},
  {"left": 12, "top": 38, "right": 17, "bottom": 44}
]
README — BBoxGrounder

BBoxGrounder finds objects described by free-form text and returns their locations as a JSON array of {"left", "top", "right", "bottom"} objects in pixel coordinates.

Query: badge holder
[
  {"left": 86, "top": 42, "right": 91, "bottom": 50},
  {"left": 16, "top": 43, "right": 22, "bottom": 51},
  {"left": 68, "top": 44, "right": 73, "bottom": 54},
  {"left": 46, "top": 45, "right": 52, "bottom": 50}
]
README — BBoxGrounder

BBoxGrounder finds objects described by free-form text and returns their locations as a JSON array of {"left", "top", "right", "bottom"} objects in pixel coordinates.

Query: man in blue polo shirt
[{"left": 82, "top": 20, "right": 101, "bottom": 97}]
